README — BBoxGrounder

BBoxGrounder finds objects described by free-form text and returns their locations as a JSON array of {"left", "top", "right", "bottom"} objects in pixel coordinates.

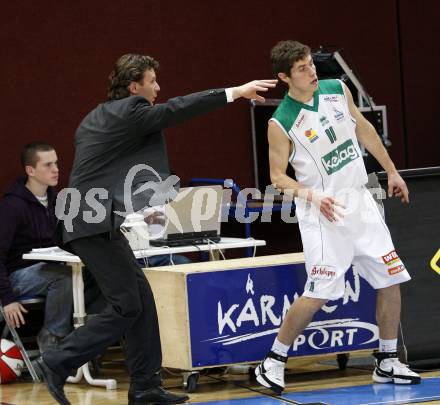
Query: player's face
[
  {"left": 26, "top": 150, "right": 59, "bottom": 187},
  {"left": 283, "top": 54, "right": 318, "bottom": 94},
  {"left": 132, "top": 69, "right": 160, "bottom": 105}
]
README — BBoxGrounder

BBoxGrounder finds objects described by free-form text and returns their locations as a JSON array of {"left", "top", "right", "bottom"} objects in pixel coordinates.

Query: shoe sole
[
  {"left": 255, "top": 365, "right": 283, "bottom": 395},
  {"left": 373, "top": 370, "right": 421, "bottom": 385}
]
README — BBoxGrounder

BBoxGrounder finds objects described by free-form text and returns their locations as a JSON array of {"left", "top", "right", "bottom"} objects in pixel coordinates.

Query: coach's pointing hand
[{"left": 232, "top": 80, "right": 278, "bottom": 102}]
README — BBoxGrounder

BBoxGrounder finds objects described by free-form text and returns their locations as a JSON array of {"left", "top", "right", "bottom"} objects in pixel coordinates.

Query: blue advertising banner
[{"left": 187, "top": 263, "right": 377, "bottom": 367}]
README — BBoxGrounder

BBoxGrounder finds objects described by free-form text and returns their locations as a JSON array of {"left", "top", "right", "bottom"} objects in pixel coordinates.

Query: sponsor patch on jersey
[
  {"left": 321, "top": 139, "right": 359, "bottom": 174},
  {"left": 333, "top": 108, "right": 345, "bottom": 122},
  {"left": 319, "top": 116, "right": 330, "bottom": 127},
  {"left": 323, "top": 95, "right": 339, "bottom": 102},
  {"left": 295, "top": 113, "right": 306, "bottom": 129},
  {"left": 310, "top": 265, "right": 336, "bottom": 280},
  {"left": 304, "top": 128, "right": 319, "bottom": 143}
]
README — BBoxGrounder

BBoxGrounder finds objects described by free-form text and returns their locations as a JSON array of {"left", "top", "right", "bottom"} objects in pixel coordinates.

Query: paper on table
[{"left": 30, "top": 247, "right": 74, "bottom": 255}]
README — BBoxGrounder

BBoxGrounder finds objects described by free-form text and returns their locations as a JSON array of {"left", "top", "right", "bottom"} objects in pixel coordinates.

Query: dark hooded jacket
[{"left": 0, "top": 178, "right": 57, "bottom": 305}]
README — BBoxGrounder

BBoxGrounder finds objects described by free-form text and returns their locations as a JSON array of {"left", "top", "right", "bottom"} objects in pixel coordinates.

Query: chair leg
[
  {"left": 1, "top": 323, "right": 10, "bottom": 339},
  {"left": 0, "top": 308, "right": 41, "bottom": 382},
  {"left": 7, "top": 326, "right": 41, "bottom": 382}
]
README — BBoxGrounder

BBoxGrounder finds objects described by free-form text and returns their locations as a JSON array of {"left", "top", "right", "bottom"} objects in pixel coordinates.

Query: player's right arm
[{"left": 268, "top": 121, "right": 342, "bottom": 222}]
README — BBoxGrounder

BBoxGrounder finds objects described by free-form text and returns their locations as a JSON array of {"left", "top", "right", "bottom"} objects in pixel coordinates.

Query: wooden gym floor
[{"left": 1, "top": 350, "right": 439, "bottom": 405}]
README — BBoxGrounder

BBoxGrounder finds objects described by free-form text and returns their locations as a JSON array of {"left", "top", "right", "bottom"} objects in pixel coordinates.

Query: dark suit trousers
[{"left": 43, "top": 231, "right": 162, "bottom": 386}]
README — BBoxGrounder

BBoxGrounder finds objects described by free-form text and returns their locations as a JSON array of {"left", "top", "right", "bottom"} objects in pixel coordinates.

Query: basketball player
[{"left": 255, "top": 40, "right": 420, "bottom": 395}]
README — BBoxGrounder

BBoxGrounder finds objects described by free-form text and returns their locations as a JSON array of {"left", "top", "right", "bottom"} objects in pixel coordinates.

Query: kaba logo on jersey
[{"left": 321, "top": 139, "right": 359, "bottom": 175}]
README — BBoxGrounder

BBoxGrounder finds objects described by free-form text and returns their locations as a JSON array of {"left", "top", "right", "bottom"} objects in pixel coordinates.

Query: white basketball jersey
[{"left": 270, "top": 79, "right": 368, "bottom": 194}]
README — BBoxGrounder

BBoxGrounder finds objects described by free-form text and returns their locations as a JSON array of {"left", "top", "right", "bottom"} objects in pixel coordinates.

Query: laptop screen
[{"left": 147, "top": 185, "right": 223, "bottom": 245}]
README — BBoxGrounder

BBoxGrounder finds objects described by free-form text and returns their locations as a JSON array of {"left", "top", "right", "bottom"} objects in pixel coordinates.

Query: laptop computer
[{"left": 149, "top": 185, "right": 223, "bottom": 247}]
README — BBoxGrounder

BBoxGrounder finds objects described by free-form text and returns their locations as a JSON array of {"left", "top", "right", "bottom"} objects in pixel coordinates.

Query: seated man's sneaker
[
  {"left": 128, "top": 386, "right": 189, "bottom": 405},
  {"left": 372, "top": 352, "right": 421, "bottom": 385},
  {"left": 255, "top": 351, "right": 287, "bottom": 395}
]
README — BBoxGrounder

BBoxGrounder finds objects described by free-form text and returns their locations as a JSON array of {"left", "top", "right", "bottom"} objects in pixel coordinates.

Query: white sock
[
  {"left": 379, "top": 338, "right": 397, "bottom": 353},
  {"left": 271, "top": 338, "right": 290, "bottom": 357}
]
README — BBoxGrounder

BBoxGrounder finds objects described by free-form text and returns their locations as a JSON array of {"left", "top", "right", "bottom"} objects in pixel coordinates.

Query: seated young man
[{"left": 0, "top": 142, "right": 73, "bottom": 352}]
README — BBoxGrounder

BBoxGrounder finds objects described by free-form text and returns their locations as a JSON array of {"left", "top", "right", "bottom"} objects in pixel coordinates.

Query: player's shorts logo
[
  {"left": 382, "top": 250, "right": 406, "bottom": 275},
  {"left": 310, "top": 265, "right": 336, "bottom": 280},
  {"left": 321, "top": 139, "right": 359, "bottom": 174},
  {"left": 388, "top": 265, "right": 405, "bottom": 275},
  {"left": 382, "top": 250, "right": 400, "bottom": 265}
]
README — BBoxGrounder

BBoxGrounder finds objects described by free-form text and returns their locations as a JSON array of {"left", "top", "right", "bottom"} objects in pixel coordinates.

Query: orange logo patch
[{"left": 388, "top": 265, "right": 405, "bottom": 275}]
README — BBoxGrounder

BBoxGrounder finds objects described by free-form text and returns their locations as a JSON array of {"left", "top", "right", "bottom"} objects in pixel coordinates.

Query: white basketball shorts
[{"left": 296, "top": 187, "right": 411, "bottom": 300}]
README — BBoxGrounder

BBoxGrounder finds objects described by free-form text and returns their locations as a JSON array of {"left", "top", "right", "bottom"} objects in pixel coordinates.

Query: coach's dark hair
[
  {"left": 107, "top": 54, "right": 159, "bottom": 100},
  {"left": 20, "top": 142, "right": 55, "bottom": 168},
  {"left": 270, "top": 40, "right": 311, "bottom": 76}
]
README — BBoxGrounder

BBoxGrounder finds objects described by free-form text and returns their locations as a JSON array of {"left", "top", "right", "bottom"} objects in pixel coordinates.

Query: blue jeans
[
  {"left": 9, "top": 262, "right": 73, "bottom": 338},
  {"left": 138, "top": 254, "right": 191, "bottom": 268}
]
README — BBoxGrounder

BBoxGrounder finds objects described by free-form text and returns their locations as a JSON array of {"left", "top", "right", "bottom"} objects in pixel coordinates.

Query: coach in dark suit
[{"left": 35, "top": 54, "right": 276, "bottom": 405}]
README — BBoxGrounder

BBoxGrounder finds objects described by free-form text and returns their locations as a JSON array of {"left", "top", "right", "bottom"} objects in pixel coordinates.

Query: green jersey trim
[
  {"left": 270, "top": 79, "right": 346, "bottom": 161},
  {"left": 318, "top": 79, "right": 344, "bottom": 96},
  {"left": 271, "top": 79, "right": 342, "bottom": 129},
  {"left": 271, "top": 94, "right": 303, "bottom": 134}
]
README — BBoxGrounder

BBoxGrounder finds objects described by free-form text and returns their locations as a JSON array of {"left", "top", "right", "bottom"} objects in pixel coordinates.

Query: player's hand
[
  {"left": 309, "top": 190, "right": 345, "bottom": 222},
  {"left": 232, "top": 80, "right": 278, "bottom": 103},
  {"left": 3, "top": 302, "right": 28, "bottom": 328},
  {"left": 387, "top": 171, "right": 409, "bottom": 203}
]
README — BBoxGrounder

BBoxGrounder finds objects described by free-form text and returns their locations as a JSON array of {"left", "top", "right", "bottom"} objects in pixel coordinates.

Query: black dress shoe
[
  {"left": 33, "top": 357, "right": 71, "bottom": 405},
  {"left": 128, "top": 386, "right": 189, "bottom": 404}
]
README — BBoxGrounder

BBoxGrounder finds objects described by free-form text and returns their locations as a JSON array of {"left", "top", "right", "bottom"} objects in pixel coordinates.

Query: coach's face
[{"left": 129, "top": 69, "right": 160, "bottom": 105}]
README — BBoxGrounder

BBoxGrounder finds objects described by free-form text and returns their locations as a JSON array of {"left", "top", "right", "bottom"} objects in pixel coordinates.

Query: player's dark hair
[{"left": 271, "top": 40, "right": 311, "bottom": 76}]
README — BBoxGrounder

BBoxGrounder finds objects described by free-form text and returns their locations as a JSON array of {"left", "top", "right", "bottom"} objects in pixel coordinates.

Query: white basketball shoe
[
  {"left": 255, "top": 351, "right": 287, "bottom": 394},
  {"left": 372, "top": 351, "right": 421, "bottom": 384}
]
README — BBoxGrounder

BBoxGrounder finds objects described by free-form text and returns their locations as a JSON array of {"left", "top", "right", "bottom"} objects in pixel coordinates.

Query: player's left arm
[{"left": 343, "top": 83, "right": 409, "bottom": 203}]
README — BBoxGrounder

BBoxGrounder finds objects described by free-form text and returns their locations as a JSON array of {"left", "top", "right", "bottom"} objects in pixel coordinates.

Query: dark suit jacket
[{"left": 60, "top": 89, "right": 227, "bottom": 244}]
